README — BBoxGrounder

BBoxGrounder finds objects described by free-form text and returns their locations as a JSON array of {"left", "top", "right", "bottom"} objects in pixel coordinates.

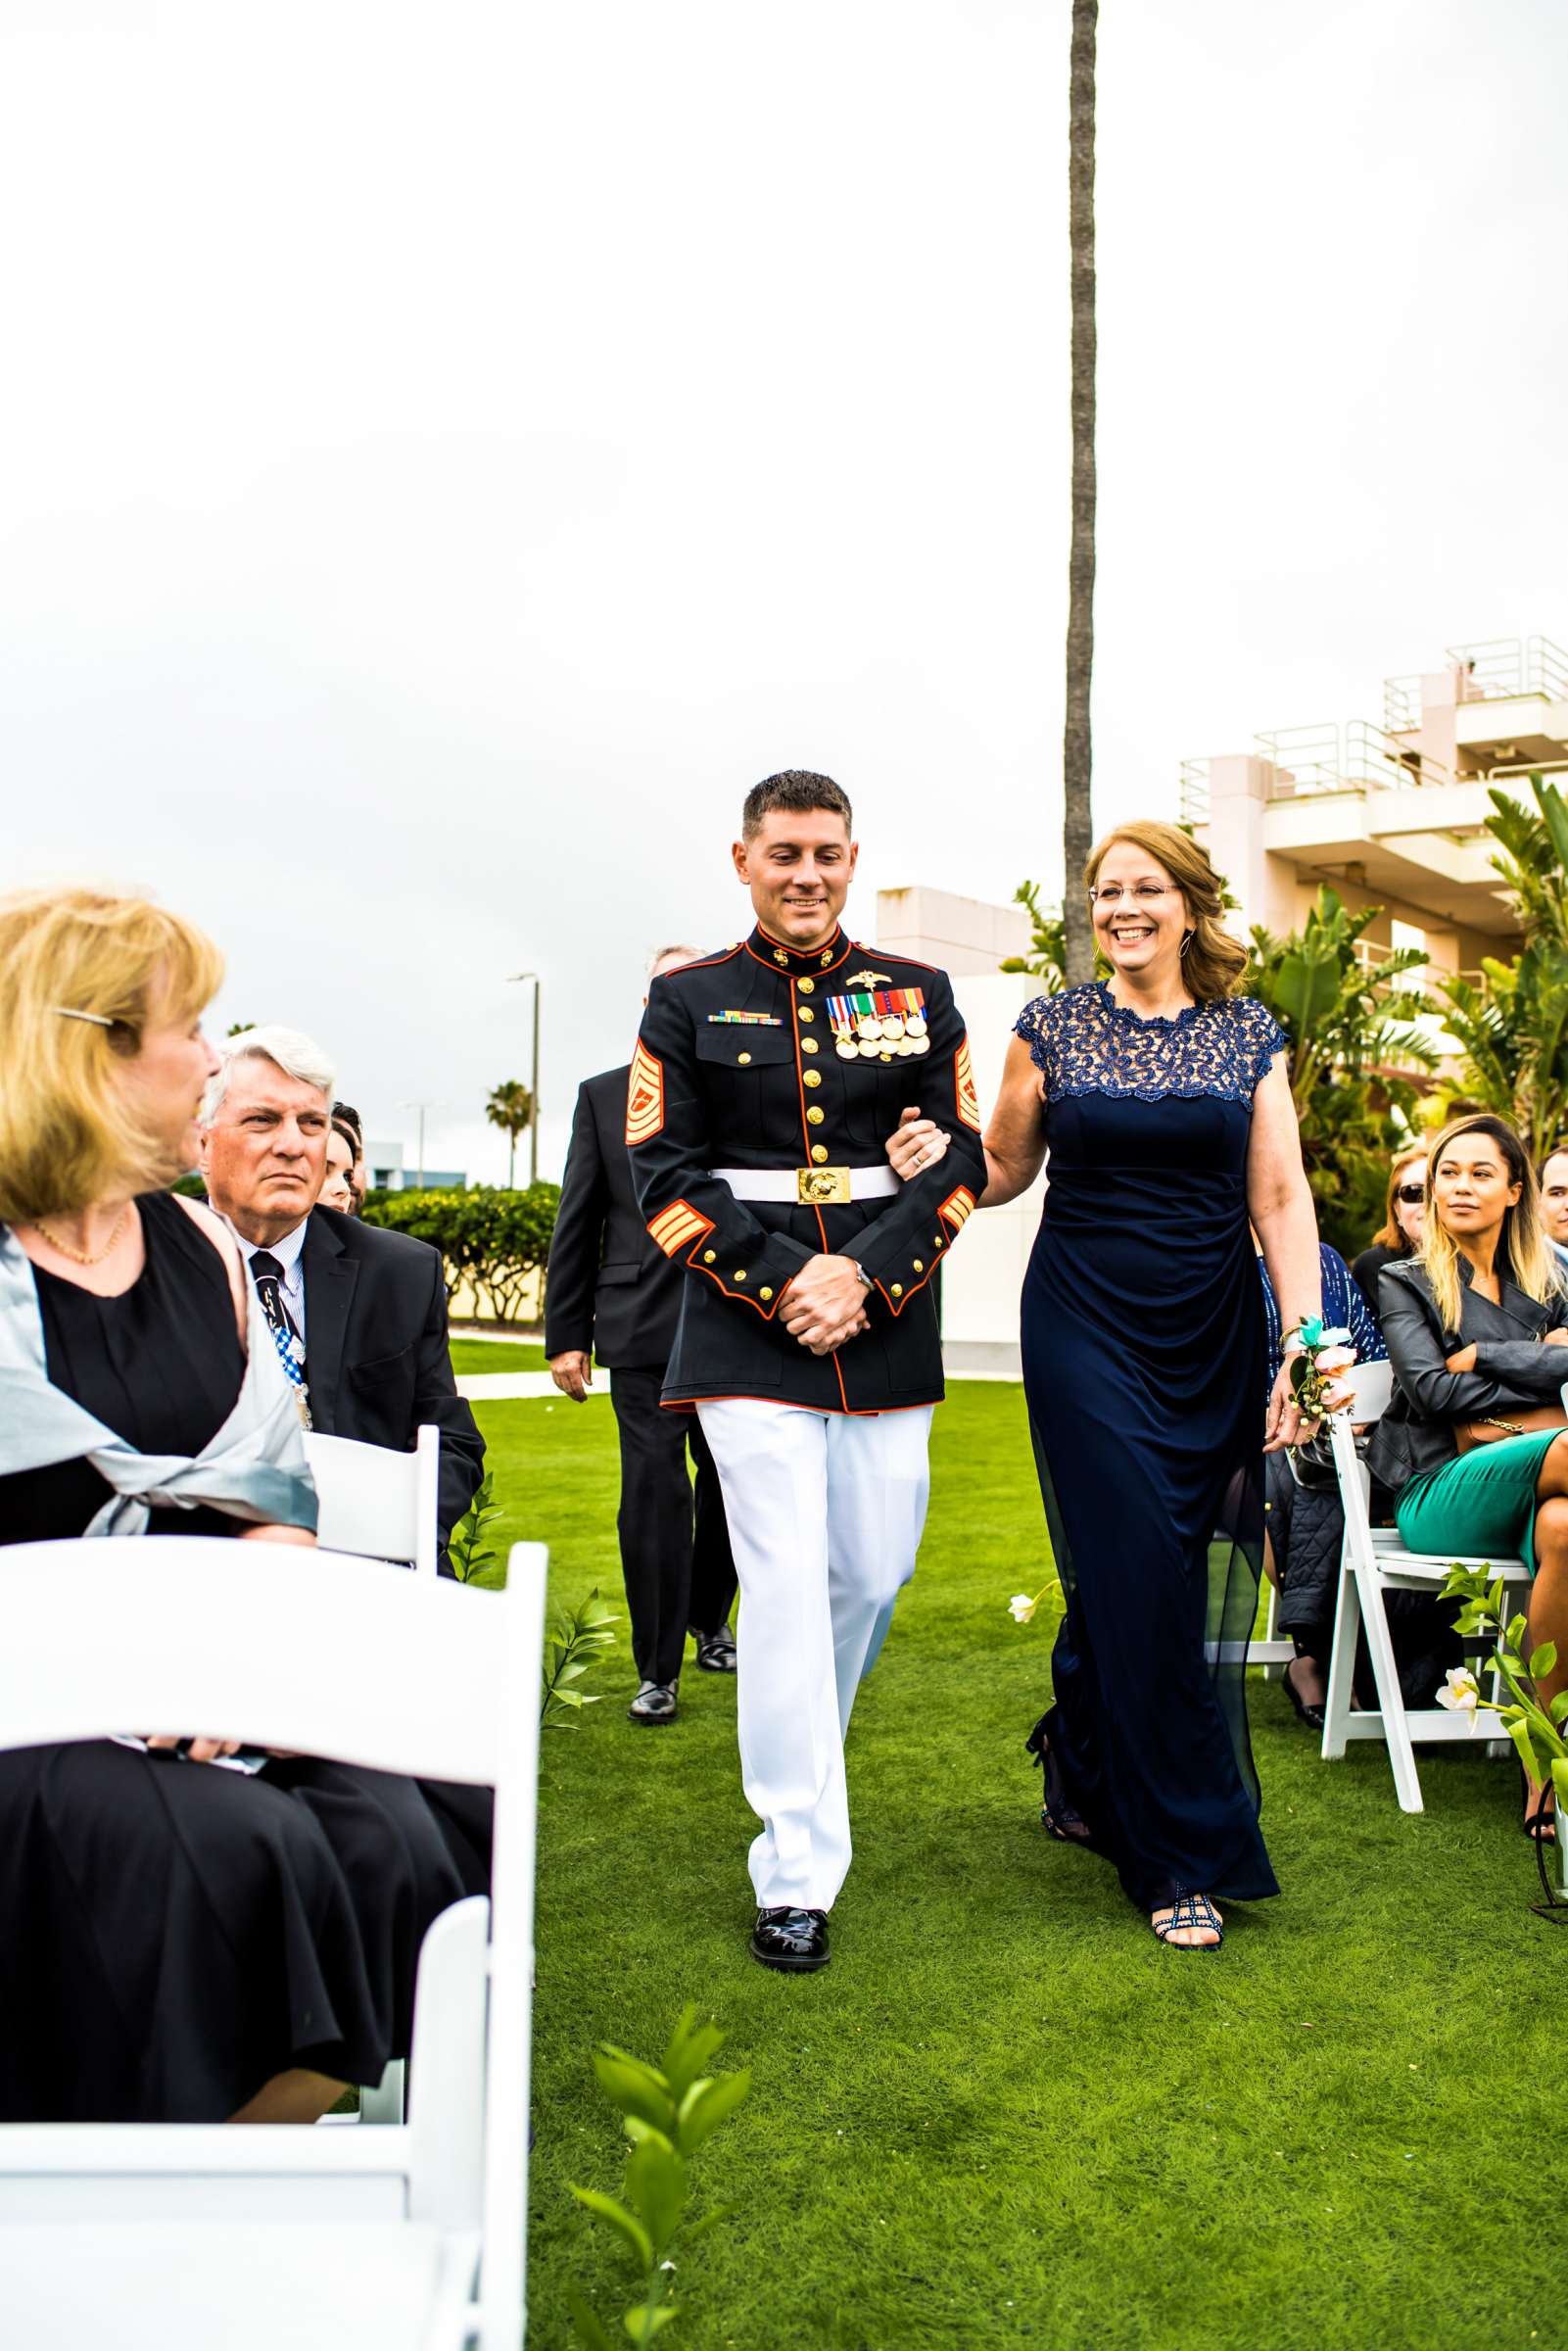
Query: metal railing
[
  {"left": 1384, "top": 639, "right": 1568, "bottom": 731},
  {"left": 1446, "top": 635, "right": 1568, "bottom": 702},
  {"left": 1178, "top": 758, "right": 1212, "bottom": 827},
  {"left": 1383, "top": 674, "right": 1425, "bottom": 733},
  {"left": 1253, "top": 720, "right": 1449, "bottom": 798}
]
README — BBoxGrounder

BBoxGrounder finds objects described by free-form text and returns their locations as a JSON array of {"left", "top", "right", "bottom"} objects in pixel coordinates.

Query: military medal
[{"left": 906, "top": 1014, "right": 927, "bottom": 1038}]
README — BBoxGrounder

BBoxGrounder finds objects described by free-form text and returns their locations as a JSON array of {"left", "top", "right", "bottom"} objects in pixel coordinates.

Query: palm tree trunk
[
  {"left": 1062, "top": 0, "right": 1098, "bottom": 985},
  {"left": 508, "top": 1133, "right": 516, "bottom": 1188}
]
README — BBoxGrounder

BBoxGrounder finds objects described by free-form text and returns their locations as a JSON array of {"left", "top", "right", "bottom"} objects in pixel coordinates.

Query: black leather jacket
[{"left": 1366, "top": 1257, "right": 1568, "bottom": 1495}]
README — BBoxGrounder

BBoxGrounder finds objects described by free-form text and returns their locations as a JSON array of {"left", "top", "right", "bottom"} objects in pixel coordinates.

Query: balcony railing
[
  {"left": 1178, "top": 758, "right": 1212, "bottom": 828},
  {"left": 1385, "top": 637, "right": 1568, "bottom": 730},
  {"left": 1253, "top": 720, "right": 1449, "bottom": 798},
  {"left": 1447, "top": 635, "right": 1568, "bottom": 702}
]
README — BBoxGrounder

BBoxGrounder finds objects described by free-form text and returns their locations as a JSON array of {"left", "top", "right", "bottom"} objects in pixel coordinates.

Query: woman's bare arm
[
  {"left": 885, "top": 1035, "right": 1048, "bottom": 1204},
  {"left": 979, "top": 1035, "right": 1050, "bottom": 1205}
]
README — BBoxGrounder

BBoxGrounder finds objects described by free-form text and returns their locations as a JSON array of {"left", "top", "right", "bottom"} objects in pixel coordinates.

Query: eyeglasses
[
  {"left": 1396, "top": 1183, "right": 1425, "bottom": 1205},
  {"left": 1089, "top": 885, "right": 1177, "bottom": 908}
]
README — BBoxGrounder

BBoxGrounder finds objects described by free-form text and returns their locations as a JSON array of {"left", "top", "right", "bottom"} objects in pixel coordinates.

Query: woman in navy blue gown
[{"left": 894, "top": 823, "right": 1329, "bottom": 1947}]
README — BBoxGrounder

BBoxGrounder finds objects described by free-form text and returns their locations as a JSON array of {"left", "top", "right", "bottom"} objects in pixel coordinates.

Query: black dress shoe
[
  {"left": 628, "top": 1680, "right": 678, "bottom": 1724},
  {"left": 749, "top": 1906, "right": 830, "bottom": 1972},
  {"left": 693, "top": 1623, "right": 737, "bottom": 1673},
  {"left": 1281, "top": 1657, "right": 1326, "bottom": 1732}
]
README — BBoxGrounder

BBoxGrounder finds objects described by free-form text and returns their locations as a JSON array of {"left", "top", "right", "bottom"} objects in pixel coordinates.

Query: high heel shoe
[{"left": 1280, "top": 1656, "right": 1326, "bottom": 1732}]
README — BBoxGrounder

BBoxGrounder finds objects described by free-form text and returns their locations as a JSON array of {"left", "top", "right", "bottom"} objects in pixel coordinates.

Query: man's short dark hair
[
  {"left": 742, "top": 770, "right": 853, "bottom": 840},
  {"left": 333, "top": 1100, "right": 363, "bottom": 1141}
]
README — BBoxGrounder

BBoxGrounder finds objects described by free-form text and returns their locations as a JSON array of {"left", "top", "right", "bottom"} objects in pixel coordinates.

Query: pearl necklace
[{"left": 30, "top": 1204, "right": 132, "bottom": 1267}]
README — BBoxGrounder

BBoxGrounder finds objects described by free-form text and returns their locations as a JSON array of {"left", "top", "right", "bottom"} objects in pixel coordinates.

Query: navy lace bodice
[{"left": 1014, "top": 982, "right": 1285, "bottom": 1107}]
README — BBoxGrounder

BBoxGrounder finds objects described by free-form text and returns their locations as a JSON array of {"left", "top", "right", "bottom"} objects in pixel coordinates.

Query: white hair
[
  {"left": 201, "top": 1024, "right": 337, "bottom": 1125},
  {"left": 647, "top": 942, "right": 704, "bottom": 979}
]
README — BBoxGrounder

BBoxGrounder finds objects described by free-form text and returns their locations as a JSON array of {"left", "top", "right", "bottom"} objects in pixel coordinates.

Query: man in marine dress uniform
[
  {"left": 628, "top": 769, "right": 987, "bottom": 1971},
  {"left": 546, "top": 947, "right": 738, "bottom": 1725}
]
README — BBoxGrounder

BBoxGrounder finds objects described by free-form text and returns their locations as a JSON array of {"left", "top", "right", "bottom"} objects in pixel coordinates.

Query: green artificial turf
[
  {"left": 475, "top": 1385, "right": 1565, "bottom": 2351},
  {"left": 449, "top": 1337, "right": 548, "bottom": 1374}
]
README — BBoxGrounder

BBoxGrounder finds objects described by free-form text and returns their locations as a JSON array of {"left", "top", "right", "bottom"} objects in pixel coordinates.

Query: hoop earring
[{"left": 1179, "top": 931, "right": 1194, "bottom": 958}]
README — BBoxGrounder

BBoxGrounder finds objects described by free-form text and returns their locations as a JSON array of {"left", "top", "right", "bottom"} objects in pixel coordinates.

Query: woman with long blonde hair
[
  {"left": 892, "top": 820, "right": 1331, "bottom": 1949},
  {"left": 0, "top": 887, "right": 484, "bottom": 2124},
  {"left": 1367, "top": 1112, "right": 1568, "bottom": 1835}
]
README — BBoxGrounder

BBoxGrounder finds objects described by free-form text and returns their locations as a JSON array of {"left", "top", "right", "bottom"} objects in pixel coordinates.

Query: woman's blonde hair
[
  {"left": 1420, "top": 1111, "right": 1563, "bottom": 1336},
  {"left": 1084, "top": 821, "right": 1249, "bottom": 1002},
  {"left": 0, "top": 888, "right": 223, "bottom": 1223},
  {"left": 1371, "top": 1143, "right": 1430, "bottom": 1253}
]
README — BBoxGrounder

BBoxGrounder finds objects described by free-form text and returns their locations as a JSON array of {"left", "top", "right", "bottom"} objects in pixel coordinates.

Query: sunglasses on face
[{"left": 1396, "top": 1183, "right": 1425, "bottom": 1205}]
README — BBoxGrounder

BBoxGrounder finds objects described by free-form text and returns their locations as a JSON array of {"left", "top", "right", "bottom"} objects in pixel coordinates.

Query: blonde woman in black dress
[{"left": 0, "top": 887, "right": 486, "bottom": 2123}]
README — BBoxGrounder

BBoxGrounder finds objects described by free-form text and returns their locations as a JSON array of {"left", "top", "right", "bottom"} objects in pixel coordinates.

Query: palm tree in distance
[
  {"left": 1062, "top": 0, "right": 1097, "bottom": 985},
  {"left": 485, "top": 1080, "right": 536, "bottom": 1189}
]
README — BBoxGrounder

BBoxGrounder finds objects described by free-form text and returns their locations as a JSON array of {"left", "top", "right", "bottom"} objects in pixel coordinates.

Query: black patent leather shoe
[
  {"left": 693, "top": 1623, "right": 737, "bottom": 1673},
  {"left": 1280, "top": 1657, "right": 1326, "bottom": 1732},
  {"left": 628, "top": 1680, "right": 678, "bottom": 1724},
  {"left": 749, "top": 1906, "right": 830, "bottom": 1972}
]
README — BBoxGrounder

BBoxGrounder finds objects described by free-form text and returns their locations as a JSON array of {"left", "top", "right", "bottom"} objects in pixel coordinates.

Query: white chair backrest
[
  {"left": 0, "top": 1534, "right": 545, "bottom": 2341},
  {"left": 303, "top": 1424, "right": 440, "bottom": 1574},
  {"left": 1343, "top": 1358, "right": 1396, "bottom": 1422}
]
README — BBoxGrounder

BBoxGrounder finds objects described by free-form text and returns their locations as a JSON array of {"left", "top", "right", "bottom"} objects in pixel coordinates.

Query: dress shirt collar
[{"left": 228, "top": 1214, "right": 309, "bottom": 1281}]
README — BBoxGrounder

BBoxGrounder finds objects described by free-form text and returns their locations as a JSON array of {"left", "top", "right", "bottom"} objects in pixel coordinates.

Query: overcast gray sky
[{"left": 4, "top": 0, "right": 1565, "bottom": 1183}]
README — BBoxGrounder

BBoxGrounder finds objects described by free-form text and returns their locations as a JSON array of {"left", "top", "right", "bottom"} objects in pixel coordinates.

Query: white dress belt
[{"left": 710, "top": 1165, "right": 899, "bottom": 1203}]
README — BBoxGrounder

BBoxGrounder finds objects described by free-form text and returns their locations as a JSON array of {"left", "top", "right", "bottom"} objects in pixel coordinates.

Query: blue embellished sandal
[{"left": 1152, "top": 1892, "right": 1223, "bottom": 1951}]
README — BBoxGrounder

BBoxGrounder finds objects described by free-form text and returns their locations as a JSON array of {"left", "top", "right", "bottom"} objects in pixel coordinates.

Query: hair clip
[{"left": 49, "top": 1007, "right": 116, "bottom": 1028}]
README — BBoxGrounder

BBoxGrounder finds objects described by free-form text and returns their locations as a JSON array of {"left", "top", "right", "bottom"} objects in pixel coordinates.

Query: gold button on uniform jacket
[{"left": 627, "top": 923, "right": 988, "bottom": 1414}]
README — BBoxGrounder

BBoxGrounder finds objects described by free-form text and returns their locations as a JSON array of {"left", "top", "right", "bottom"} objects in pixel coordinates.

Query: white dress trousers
[{"left": 694, "top": 1396, "right": 934, "bottom": 1912}]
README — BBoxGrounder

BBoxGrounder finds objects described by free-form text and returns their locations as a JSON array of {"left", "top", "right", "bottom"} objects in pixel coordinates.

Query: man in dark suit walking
[
  {"left": 198, "top": 1026, "right": 486, "bottom": 1564},
  {"left": 546, "top": 950, "right": 737, "bottom": 1724}
]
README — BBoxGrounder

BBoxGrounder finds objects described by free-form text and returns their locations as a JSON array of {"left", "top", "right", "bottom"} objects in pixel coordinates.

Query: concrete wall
[{"left": 877, "top": 885, "right": 1032, "bottom": 977}]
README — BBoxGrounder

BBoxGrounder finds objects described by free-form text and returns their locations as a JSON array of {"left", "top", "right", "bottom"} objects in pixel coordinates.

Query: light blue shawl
[{"left": 0, "top": 1217, "right": 317, "bottom": 1537}]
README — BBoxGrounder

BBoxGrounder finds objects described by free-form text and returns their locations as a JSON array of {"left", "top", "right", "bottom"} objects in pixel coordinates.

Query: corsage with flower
[{"left": 1283, "top": 1313, "right": 1358, "bottom": 1423}]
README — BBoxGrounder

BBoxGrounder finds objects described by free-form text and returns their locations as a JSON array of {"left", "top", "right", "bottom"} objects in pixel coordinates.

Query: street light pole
[
  {"left": 505, "top": 970, "right": 542, "bottom": 1187},
  {"left": 401, "top": 1099, "right": 444, "bottom": 1189}
]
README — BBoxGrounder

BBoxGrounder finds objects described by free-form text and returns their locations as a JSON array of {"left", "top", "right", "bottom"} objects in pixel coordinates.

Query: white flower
[
  {"left": 1435, "top": 1665, "right": 1482, "bottom": 1724},
  {"left": 1008, "top": 1593, "right": 1038, "bottom": 1625}
]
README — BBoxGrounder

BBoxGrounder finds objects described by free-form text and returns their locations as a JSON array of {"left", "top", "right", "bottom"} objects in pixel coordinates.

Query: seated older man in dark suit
[
  {"left": 198, "top": 1026, "right": 485, "bottom": 1564},
  {"left": 546, "top": 949, "right": 737, "bottom": 1724}
]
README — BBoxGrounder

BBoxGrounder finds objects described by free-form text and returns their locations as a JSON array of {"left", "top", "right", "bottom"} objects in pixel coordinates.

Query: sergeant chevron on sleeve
[{"left": 627, "top": 767, "right": 987, "bottom": 1973}]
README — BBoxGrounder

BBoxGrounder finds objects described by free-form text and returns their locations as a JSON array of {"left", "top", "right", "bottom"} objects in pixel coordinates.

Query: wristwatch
[{"left": 850, "top": 1260, "right": 873, "bottom": 1290}]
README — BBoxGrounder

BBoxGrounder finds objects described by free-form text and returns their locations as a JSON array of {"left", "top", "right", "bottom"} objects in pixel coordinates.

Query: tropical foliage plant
[
  {"left": 543, "top": 1589, "right": 621, "bottom": 1731},
  {"left": 1240, "top": 888, "right": 1437, "bottom": 1257},
  {"left": 569, "top": 2006, "right": 752, "bottom": 2347},
  {"left": 1435, "top": 776, "right": 1568, "bottom": 1163},
  {"left": 448, "top": 1471, "right": 502, "bottom": 1585},
  {"left": 359, "top": 1182, "right": 560, "bottom": 1321},
  {"left": 999, "top": 880, "right": 1072, "bottom": 990},
  {"left": 1440, "top": 1564, "right": 1567, "bottom": 1916},
  {"left": 485, "top": 1079, "right": 537, "bottom": 1187}
]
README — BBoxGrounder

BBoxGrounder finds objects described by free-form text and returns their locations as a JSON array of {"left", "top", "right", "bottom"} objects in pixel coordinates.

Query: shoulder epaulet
[
  {"left": 655, "top": 943, "right": 743, "bottom": 982},
  {"left": 854, "top": 942, "right": 947, "bottom": 978}
]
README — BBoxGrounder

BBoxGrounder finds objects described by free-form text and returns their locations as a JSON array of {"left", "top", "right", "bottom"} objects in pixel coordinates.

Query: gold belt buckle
[{"left": 796, "top": 1165, "right": 851, "bottom": 1206}]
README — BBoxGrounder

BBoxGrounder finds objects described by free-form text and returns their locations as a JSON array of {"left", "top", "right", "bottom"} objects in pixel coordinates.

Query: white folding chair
[
  {"left": 1319, "top": 1361, "right": 1559, "bottom": 1812},
  {"left": 0, "top": 1535, "right": 546, "bottom": 2351},
  {"left": 305, "top": 1423, "right": 442, "bottom": 1576}
]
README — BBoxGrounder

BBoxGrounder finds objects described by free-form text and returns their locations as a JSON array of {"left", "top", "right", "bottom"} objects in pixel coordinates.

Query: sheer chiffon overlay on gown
[
  {"left": 0, "top": 1191, "right": 490, "bottom": 2122},
  {"left": 1017, "top": 984, "right": 1285, "bottom": 1912}
]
